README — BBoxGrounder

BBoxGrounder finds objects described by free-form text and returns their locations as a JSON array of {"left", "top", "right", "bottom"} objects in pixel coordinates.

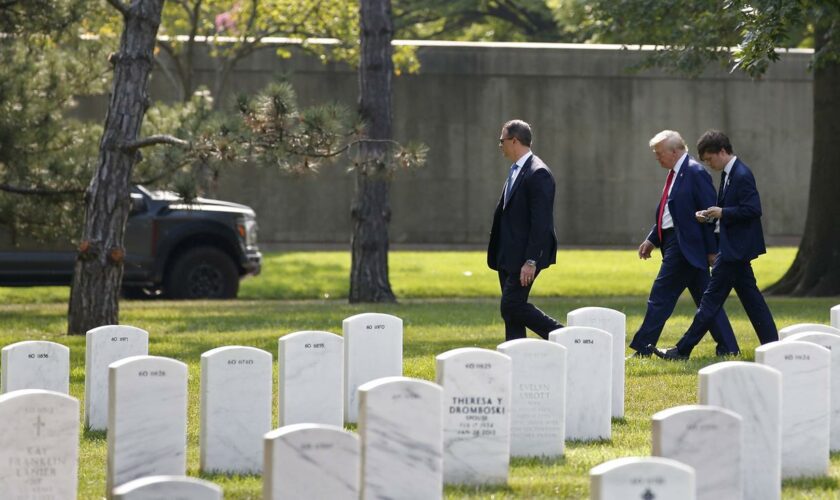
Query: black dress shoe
[
  {"left": 653, "top": 346, "right": 689, "bottom": 361},
  {"left": 626, "top": 350, "right": 652, "bottom": 359}
]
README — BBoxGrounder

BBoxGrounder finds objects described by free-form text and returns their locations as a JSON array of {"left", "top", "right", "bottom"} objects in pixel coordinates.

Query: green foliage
[
  {"left": 153, "top": 0, "right": 382, "bottom": 101},
  {"left": 136, "top": 89, "right": 235, "bottom": 197},
  {"left": 0, "top": 0, "right": 87, "bottom": 34},
  {"left": 584, "top": 0, "right": 832, "bottom": 76},
  {"left": 233, "top": 82, "right": 425, "bottom": 176},
  {"left": 393, "top": 0, "right": 565, "bottom": 41},
  {"left": 0, "top": 2, "right": 109, "bottom": 244}
]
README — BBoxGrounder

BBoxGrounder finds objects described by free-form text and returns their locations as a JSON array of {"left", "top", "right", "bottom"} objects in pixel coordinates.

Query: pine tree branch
[
  {"left": 122, "top": 135, "right": 190, "bottom": 152},
  {"left": 281, "top": 138, "right": 402, "bottom": 159}
]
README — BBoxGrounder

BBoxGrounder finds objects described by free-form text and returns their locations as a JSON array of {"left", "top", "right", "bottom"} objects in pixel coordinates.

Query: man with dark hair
[
  {"left": 655, "top": 130, "right": 778, "bottom": 360},
  {"left": 627, "top": 130, "right": 739, "bottom": 358},
  {"left": 487, "top": 119, "right": 563, "bottom": 340}
]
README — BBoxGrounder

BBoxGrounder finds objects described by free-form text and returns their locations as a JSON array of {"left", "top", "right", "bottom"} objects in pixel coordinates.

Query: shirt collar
[
  {"left": 723, "top": 155, "right": 737, "bottom": 176},
  {"left": 671, "top": 152, "right": 688, "bottom": 173},
  {"left": 514, "top": 151, "right": 532, "bottom": 168}
]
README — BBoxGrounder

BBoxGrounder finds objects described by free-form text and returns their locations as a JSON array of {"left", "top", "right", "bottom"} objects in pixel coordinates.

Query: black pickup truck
[{"left": 0, "top": 186, "right": 262, "bottom": 299}]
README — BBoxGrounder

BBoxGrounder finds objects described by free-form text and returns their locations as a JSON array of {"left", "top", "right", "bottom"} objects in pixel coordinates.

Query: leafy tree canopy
[{"left": 580, "top": 0, "right": 830, "bottom": 76}]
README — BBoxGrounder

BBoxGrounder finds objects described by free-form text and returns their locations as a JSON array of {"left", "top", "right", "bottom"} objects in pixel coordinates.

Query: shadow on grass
[
  {"left": 628, "top": 355, "right": 741, "bottom": 377},
  {"left": 611, "top": 417, "right": 628, "bottom": 427},
  {"left": 512, "top": 455, "right": 566, "bottom": 467},
  {"left": 445, "top": 483, "right": 514, "bottom": 495},
  {"left": 83, "top": 428, "right": 107, "bottom": 441},
  {"left": 566, "top": 438, "right": 612, "bottom": 447},
  {"left": 783, "top": 475, "right": 839, "bottom": 491},
  {"left": 198, "top": 470, "right": 261, "bottom": 481}
]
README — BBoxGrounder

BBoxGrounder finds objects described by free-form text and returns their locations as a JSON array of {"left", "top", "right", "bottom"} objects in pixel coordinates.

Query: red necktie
[{"left": 657, "top": 169, "right": 675, "bottom": 242}]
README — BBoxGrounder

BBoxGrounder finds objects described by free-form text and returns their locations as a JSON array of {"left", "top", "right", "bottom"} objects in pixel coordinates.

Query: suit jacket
[
  {"left": 646, "top": 155, "right": 719, "bottom": 270},
  {"left": 487, "top": 154, "right": 558, "bottom": 273},
  {"left": 718, "top": 158, "right": 766, "bottom": 262}
]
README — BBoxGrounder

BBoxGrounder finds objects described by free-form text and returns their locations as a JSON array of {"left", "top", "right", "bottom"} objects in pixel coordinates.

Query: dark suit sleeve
[
  {"left": 693, "top": 169, "right": 719, "bottom": 254},
  {"left": 722, "top": 171, "right": 762, "bottom": 222},
  {"left": 525, "top": 169, "right": 555, "bottom": 262},
  {"left": 646, "top": 225, "right": 660, "bottom": 247}
]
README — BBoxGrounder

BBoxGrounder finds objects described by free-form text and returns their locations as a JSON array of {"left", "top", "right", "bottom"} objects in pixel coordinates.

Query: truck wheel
[{"left": 166, "top": 247, "right": 239, "bottom": 299}]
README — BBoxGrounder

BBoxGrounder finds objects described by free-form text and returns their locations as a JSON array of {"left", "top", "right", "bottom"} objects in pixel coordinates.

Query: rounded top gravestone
[
  {"left": 111, "top": 475, "right": 222, "bottom": 500},
  {"left": 778, "top": 323, "right": 840, "bottom": 339}
]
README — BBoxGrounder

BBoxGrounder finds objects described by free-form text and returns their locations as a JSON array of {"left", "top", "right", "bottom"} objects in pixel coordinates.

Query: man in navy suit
[
  {"left": 628, "top": 130, "right": 739, "bottom": 358},
  {"left": 655, "top": 130, "right": 778, "bottom": 360},
  {"left": 487, "top": 119, "right": 563, "bottom": 341}
]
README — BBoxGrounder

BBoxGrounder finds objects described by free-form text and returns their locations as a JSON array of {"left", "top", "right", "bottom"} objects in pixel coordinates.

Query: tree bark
[
  {"left": 350, "top": 0, "right": 396, "bottom": 303},
  {"left": 766, "top": 27, "right": 840, "bottom": 296},
  {"left": 67, "top": 0, "right": 164, "bottom": 334}
]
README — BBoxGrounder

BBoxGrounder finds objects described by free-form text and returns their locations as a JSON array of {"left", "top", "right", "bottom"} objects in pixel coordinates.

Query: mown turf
[{"left": 1, "top": 247, "right": 839, "bottom": 498}]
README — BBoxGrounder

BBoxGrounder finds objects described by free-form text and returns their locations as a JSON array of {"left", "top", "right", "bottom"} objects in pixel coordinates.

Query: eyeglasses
[{"left": 499, "top": 137, "right": 513, "bottom": 145}]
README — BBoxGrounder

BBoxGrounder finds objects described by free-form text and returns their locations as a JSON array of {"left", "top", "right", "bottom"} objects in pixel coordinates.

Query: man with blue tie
[
  {"left": 627, "top": 130, "right": 739, "bottom": 358},
  {"left": 655, "top": 130, "right": 778, "bottom": 360},
  {"left": 487, "top": 119, "right": 563, "bottom": 341}
]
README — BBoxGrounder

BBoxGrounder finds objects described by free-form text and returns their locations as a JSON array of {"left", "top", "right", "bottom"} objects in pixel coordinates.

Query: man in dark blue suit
[
  {"left": 628, "top": 130, "right": 739, "bottom": 358},
  {"left": 655, "top": 130, "right": 778, "bottom": 360},
  {"left": 487, "top": 119, "right": 563, "bottom": 341}
]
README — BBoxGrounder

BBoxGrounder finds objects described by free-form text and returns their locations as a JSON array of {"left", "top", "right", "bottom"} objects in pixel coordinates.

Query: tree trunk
[
  {"left": 766, "top": 27, "right": 840, "bottom": 296},
  {"left": 350, "top": 0, "right": 396, "bottom": 303},
  {"left": 67, "top": 0, "right": 164, "bottom": 334}
]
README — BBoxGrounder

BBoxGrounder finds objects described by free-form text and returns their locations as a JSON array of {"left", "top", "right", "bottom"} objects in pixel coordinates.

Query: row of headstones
[
  {"left": 589, "top": 318, "right": 840, "bottom": 500},
  {"left": 0, "top": 313, "right": 404, "bottom": 427},
  {"left": 0, "top": 309, "right": 629, "bottom": 499},
  {"left": 1, "top": 307, "right": 628, "bottom": 415},
  {"left": 0, "top": 347, "right": 540, "bottom": 499},
  {"left": 0, "top": 306, "right": 628, "bottom": 448}
]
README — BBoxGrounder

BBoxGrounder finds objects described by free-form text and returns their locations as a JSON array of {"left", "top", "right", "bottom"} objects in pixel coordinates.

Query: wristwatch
[{"left": 525, "top": 259, "right": 536, "bottom": 267}]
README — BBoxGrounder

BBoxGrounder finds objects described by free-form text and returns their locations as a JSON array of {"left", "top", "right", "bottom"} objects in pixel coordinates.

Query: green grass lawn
[{"left": 2, "top": 247, "right": 840, "bottom": 498}]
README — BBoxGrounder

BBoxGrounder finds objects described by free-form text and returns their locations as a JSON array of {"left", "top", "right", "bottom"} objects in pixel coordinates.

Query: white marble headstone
[
  {"left": 107, "top": 355, "right": 188, "bottom": 494},
  {"left": 343, "top": 313, "right": 403, "bottom": 423},
  {"left": 263, "top": 423, "right": 360, "bottom": 500},
  {"left": 358, "top": 376, "right": 443, "bottom": 500},
  {"left": 778, "top": 322, "right": 840, "bottom": 339},
  {"left": 0, "top": 389, "right": 79, "bottom": 500},
  {"left": 436, "top": 348, "right": 511, "bottom": 486},
  {"left": 590, "top": 456, "right": 695, "bottom": 500},
  {"left": 699, "top": 361, "right": 782, "bottom": 500},
  {"left": 200, "top": 346, "right": 272, "bottom": 474},
  {"left": 756, "top": 341, "right": 830, "bottom": 478},
  {"left": 1, "top": 340, "right": 69, "bottom": 394},
  {"left": 112, "top": 475, "right": 222, "bottom": 500},
  {"left": 279, "top": 331, "right": 343, "bottom": 427},
  {"left": 85, "top": 325, "right": 149, "bottom": 430},
  {"left": 784, "top": 331, "right": 840, "bottom": 451},
  {"left": 831, "top": 304, "right": 840, "bottom": 330},
  {"left": 549, "top": 326, "right": 612, "bottom": 441},
  {"left": 652, "top": 405, "right": 742, "bottom": 500},
  {"left": 566, "top": 307, "right": 625, "bottom": 418},
  {"left": 497, "top": 338, "right": 566, "bottom": 457}
]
